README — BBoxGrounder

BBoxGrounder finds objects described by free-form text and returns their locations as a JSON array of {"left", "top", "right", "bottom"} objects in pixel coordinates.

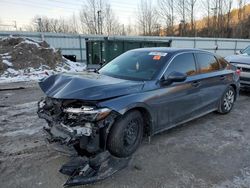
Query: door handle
[
  {"left": 220, "top": 75, "right": 226, "bottom": 80},
  {"left": 191, "top": 81, "right": 201, "bottom": 87}
]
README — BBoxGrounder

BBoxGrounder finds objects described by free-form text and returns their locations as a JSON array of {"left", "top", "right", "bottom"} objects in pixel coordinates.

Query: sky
[
  {"left": 0, "top": 0, "right": 140, "bottom": 29},
  {"left": 0, "top": 0, "right": 249, "bottom": 30}
]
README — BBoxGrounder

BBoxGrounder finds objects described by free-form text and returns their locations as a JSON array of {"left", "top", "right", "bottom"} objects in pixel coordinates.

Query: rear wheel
[
  {"left": 218, "top": 86, "right": 236, "bottom": 114},
  {"left": 107, "top": 110, "right": 143, "bottom": 158}
]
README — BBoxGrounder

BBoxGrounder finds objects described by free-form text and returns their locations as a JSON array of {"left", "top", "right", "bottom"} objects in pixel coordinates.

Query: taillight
[{"left": 236, "top": 69, "right": 241, "bottom": 76}]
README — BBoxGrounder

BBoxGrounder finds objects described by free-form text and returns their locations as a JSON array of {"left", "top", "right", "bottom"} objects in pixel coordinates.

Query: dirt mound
[
  {"left": 0, "top": 37, "right": 64, "bottom": 74},
  {"left": 0, "top": 37, "right": 86, "bottom": 82}
]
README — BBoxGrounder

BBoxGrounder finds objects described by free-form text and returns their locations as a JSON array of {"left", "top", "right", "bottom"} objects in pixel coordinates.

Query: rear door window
[
  {"left": 196, "top": 53, "right": 220, "bottom": 73},
  {"left": 165, "top": 53, "right": 197, "bottom": 76},
  {"left": 218, "top": 57, "right": 229, "bottom": 69}
]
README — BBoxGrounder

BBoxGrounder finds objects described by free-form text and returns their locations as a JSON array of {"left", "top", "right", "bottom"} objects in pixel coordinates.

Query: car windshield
[{"left": 99, "top": 51, "right": 168, "bottom": 81}]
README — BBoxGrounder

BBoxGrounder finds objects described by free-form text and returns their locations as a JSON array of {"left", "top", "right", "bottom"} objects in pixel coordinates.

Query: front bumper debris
[
  {"left": 44, "top": 127, "right": 130, "bottom": 187},
  {"left": 37, "top": 97, "right": 127, "bottom": 186},
  {"left": 61, "top": 151, "right": 131, "bottom": 187}
]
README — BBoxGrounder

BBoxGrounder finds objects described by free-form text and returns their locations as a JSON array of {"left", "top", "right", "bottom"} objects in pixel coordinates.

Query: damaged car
[
  {"left": 225, "top": 54, "right": 250, "bottom": 89},
  {"left": 38, "top": 48, "right": 240, "bottom": 186}
]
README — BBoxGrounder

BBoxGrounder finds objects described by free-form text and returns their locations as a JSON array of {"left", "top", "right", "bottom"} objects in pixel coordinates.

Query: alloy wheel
[{"left": 223, "top": 89, "right": 235, "bottom": 111}]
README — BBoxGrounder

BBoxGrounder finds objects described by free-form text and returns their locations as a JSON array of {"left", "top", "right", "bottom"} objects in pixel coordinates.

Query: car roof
[{"left": 131, "top": 47, "right": 212, "bottom": 55}]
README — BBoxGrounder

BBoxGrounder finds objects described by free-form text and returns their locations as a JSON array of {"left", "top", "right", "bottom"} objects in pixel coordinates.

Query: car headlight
[{"left": 64, "top": 106, "right": 111, "bottom": 121}]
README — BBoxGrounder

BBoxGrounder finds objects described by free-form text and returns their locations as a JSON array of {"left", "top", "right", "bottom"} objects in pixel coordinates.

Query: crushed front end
[{"left": 37, "top": 97, "right": 130, "bottom": 186}]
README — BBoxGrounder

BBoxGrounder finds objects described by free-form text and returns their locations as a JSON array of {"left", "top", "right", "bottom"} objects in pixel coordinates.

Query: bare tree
[
  {"left": 25, "top": 16, "right": 79, "bottom": 34},
  {"left": 175, "top": 0, "right": 187, "bottom": 36},
  {"left": 186, "top": 0, "right": 197, "bottom": 36},
  {"left": 209, "top": 0, "right": 219, "bottom": 37},
  {"left": 79, "top": 0, "right": 103, "bottom": 34},
  {"left": 217, "top": 0, "right": 224, "bottom": 36},
  {"left": 157, "top": 0, "right": 174, "bottom": 35},
  {"left": 238, "top": 0, "right": 247, "bottom": 21},
  {"left": 137, "top": 0, "right": 158, "bottom": 36},
  {"left": 224, "top": 0, "right": 233, "bottom": 37},
  {"left": 125, "top": 24, "right": 134, "bottom": 36},
  {"left": 79, "top": 0, "right": 121, "bottom": 35},
  {"left": 237, "top": 0, "right": 247, "bottom": 37},
  {"left": 201, "top": 0, "right": 211, "bottom": 36},
  {"left": 70, "top": 13, "right": 80, "bottom": 34},
  {"left": 124, "top": 18, "right": 138, "bottom": 36},
  {"left": 104, "top": 4, "right": 122, "bottom": 35},
  {"left": 176, "top": 0, "right": 186, "bottom": 22}
]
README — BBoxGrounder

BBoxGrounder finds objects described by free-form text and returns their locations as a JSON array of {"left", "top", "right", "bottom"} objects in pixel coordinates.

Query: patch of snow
[
  {"left": 0, "top": 52, "right": 9, "bottom": 56},
  {"left": 13, "top": 39, "right": 40, "bottom": 48},
  {"left": 0, "top": 53, "right": 11, "bottom": 60},
  {"left": 44, "top": 47, "right": 57, "bottom": 52},
  {"left": 2, "top": 59, "right": 13, "bottom": 66},
  {"left": 3, "top": 55, "right": 11, "bottom": 59},
  {"left": 0, "top": 61, "right": 86, "bottom": 83},
  {"left": 57, "top": 59, "right": 87, "bottom": 72},
  {"left": 22, "top": 39, "right": 40, "bottom": 47},
  {"left": 6, "top": 68, "right": 18, "bottom": 74}
]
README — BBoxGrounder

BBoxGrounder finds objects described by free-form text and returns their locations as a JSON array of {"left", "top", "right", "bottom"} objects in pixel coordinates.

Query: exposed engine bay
[{"left": 37, "top": 97, "right": 130, "bottom": 186}]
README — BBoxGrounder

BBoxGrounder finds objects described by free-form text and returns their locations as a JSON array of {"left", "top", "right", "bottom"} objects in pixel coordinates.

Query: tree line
[{"left": 25, "top": 0, "right": 250, "bottom": 39}]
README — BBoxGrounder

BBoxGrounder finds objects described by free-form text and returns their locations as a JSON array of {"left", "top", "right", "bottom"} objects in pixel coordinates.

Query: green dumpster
[{"left": 86, "top": 37, "right": 171, "bottom": 66}]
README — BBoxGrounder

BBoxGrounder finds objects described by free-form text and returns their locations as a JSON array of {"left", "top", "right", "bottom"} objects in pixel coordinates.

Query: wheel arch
[
  {"left": 229, "top": 84, "right": 238, "bottom": 100},
  {"left": 123, "top": 105, "right": 154, "bottom": 136}
]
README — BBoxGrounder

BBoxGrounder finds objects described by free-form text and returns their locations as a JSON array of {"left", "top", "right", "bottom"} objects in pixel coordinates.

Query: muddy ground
[{"left": 0, "top": 81, "right": 250, "bottom": 188}]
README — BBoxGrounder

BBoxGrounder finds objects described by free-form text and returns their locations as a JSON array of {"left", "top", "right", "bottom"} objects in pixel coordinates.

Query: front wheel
[
  {"left": 217, "top": 86, "right": 236, "bottom": 114},
  {"left": 107, "top": 110, "right": 144, "bottom": 158}
]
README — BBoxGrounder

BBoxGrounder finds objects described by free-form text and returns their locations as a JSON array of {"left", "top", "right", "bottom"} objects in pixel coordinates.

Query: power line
[
  {"left": 29, "top": 0, "right": 139, "bottom": 12},
  {"left": 24, "top": 0, "right": 81, "bottom": 10},
  {"left": 0, "top": 0, "right": 78, "bottom": 11},
  {"left": 0, "top": 0, "right": 141, "bottom": 28},
  {"left": 46, "top": 0, "right": 138, "bottom": 9},
  {"left": 0, "top": 0, "right": 139, "bottom": 14}
]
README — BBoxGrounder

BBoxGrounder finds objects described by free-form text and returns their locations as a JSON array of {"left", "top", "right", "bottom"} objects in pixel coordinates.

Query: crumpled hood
[
  {"left": 39, "top": 72, "right": 144, "bottom": 100},
  {"left": 225, "top": 55, "right": 250, "bottom": 65}
]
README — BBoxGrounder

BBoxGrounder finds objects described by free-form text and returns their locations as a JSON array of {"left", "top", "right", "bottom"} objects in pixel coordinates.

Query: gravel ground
[{"left": 0, "top": 81, "right": 250, "bottom": 188}]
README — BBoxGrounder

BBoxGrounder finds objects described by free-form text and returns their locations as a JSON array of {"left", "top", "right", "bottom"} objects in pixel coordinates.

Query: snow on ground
[
  {"left": 2, "top": 59, "right": 13, "bottom": 67},
  {"left": 0, "top": 60, "right": 86, "bottom": 83}
]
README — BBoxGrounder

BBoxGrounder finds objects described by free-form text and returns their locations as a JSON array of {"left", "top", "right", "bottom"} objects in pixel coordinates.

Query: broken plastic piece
[{"left": 61, "top": 151, "right": 131, "bottom": 187}]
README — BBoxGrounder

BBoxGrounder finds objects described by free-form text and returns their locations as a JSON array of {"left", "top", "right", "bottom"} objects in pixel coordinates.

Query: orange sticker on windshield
[{"left": 153, "top": 55, "right": 161, "bottom": 60}]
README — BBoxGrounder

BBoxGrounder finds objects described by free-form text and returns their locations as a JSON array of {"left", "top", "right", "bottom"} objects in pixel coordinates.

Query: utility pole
[
  {"left": 122, "top": 24, "right": 125, "bottom": 35},
  {"left": 37, "top": 18, "right": 42, "bottom": 32},
  {"left": 13, "top": 21, "right": 17, "bottom": 31},
  {"left": 211, "top": 7, "right": 217, "bottom": 37},
  {"left": 97, "top": 10, "right": 102, "bottom": 35},
  {"left": 180, "top": 20, "right": 185, "bottom": 36},
  {"left": 171, "top": 0, "right": 174, "bottom": 30}
]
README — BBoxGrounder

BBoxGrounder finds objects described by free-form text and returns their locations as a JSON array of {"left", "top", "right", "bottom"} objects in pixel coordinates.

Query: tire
[
  {"left": 217, "top": 86, "right": 236, "bottom": 114},
  {"left": 107, "top": 110, "right": 144, "bottom": 158}
]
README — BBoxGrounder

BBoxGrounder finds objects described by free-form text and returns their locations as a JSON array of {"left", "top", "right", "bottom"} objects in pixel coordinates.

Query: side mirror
[{"left": 162, "top": 71, "right": 187, "bottom": 85}]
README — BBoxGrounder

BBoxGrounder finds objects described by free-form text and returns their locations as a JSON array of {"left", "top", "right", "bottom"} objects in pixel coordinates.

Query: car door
[
  {"left": 194, "top": 52, "right": 227, "bottom": 112},
  {"left": 154, "top": 52, "right": 203, "bottom": 132}
]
